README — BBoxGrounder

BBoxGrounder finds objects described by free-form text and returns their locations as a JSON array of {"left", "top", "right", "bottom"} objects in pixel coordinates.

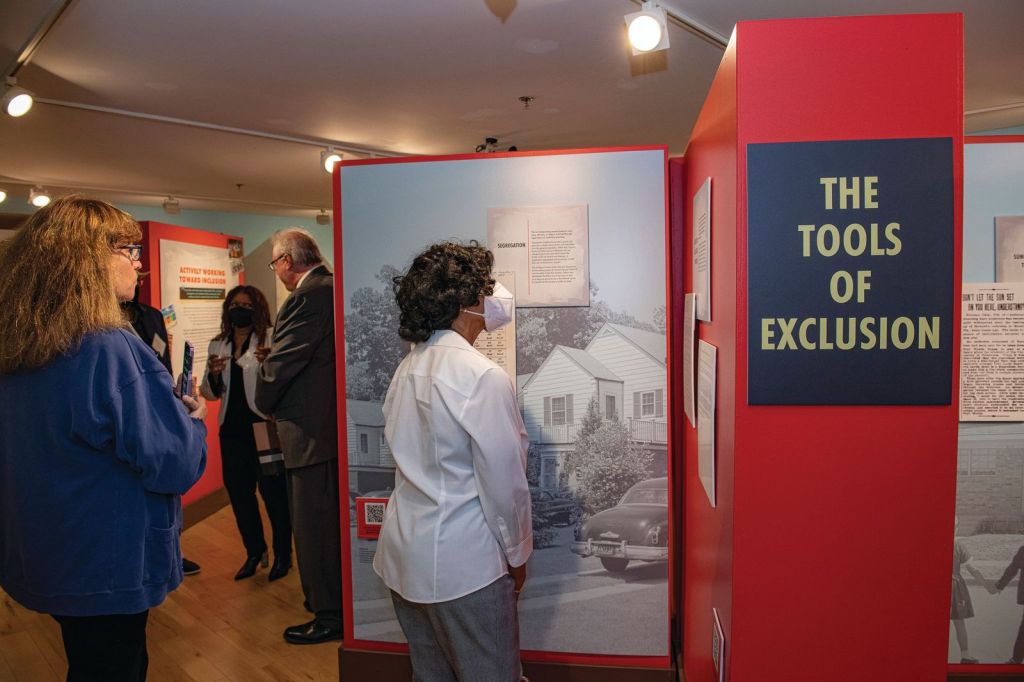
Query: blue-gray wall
[
  {"left": 0, "top": 196, "right": 334, "bottom": 264},
  {"left": 964, "top": 140, "right": 1024, "bottom": 282}
]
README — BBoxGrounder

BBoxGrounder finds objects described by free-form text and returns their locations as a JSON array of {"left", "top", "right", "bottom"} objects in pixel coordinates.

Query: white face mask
[{"left": 464, "top": 282, "right": 514, "bottom": 332}]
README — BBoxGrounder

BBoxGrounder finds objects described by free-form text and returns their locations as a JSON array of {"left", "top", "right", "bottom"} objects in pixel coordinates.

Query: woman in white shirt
[
  {"left": 374, "top": 241, "right": 532, "bottom": 681},
  {"left": 200, "top": 285, "right": 292, "bottom": 582}
]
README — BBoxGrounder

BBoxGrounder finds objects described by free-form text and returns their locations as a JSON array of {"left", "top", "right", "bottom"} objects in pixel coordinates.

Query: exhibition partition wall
[
  {"left": 334, "top": 148, "right": 675, "bottom": 680},
  {"left": 948, "top": 136, "right": 1024, "bottom": 676},
  {"left": 681, "top": 14, "right": 962, "bottom": 682},
  {"left": 139, "top": 221, "right": 244, "bottom": 507}
]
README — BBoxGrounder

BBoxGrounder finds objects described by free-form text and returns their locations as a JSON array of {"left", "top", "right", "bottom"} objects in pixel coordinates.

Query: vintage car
[
  {"left": 530, "top": 487, "right": 576, "bottom": 527},
  {"left": 571, "top": 476, "right": 669, "bottom": 573}
]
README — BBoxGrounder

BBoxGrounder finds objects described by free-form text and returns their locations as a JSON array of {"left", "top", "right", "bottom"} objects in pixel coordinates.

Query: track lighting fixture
[
  {"left": 474, "top": 137, "right": 519, "bottom": 153},
  {"left": 0, "top": 189, "right": 6, "bottom": 204},
  {"left": 316, "top": 209, "right": 330, "bottom": 226},
  {"left": 29, "top": 186, "right": 51, "bottom": 207},
  {"left": 321, "top": 148, "right": 343, "bottom": 174},
  {"left": 2, "top": 78, "right": 34, "bottom": 117},
  {"left": 625, "top": 1, "right": 670, "bottom": 55},
  {"left": 162, "top": 196, "right": 181, "bottom": 215}
]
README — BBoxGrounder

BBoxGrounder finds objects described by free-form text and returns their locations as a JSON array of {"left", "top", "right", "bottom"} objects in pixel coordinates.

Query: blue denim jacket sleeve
[
  {"left": 108, "top": 367, "right": 208, "bottom": 495},
  {"left": 70, "top": 331, "right": 208, "bottom": 495}
]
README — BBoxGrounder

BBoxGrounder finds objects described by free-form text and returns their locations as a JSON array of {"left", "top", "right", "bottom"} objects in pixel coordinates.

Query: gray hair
[{"left": 271, "top": 227, "right": 323, "bottom": 267}]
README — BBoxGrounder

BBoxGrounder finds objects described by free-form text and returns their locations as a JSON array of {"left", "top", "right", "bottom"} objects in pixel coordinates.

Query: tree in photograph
[
  {"left": 572, "top": 400, "right": 654, "bottom": 516},
  {"left": 344, "top": 265, "right": 406, "bottom": 401},
  {"left": 652, "top": 304, "right": 666, "bottom": 334},
  {"left": 562, "top": 397, "right": 604, "bottom": 485}
]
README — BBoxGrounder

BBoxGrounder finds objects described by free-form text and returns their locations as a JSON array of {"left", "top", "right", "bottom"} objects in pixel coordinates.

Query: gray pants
[{"left": 390, "top": 575, "right": 521, "bottom": 682}]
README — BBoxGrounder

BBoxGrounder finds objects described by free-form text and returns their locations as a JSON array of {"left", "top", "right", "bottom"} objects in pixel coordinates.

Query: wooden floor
[{"left": 0, "top": 505, "right": 340, "bottom": 681}]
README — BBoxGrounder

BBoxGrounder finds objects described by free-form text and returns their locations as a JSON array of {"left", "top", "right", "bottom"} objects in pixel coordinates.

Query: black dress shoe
[
  {"left": 268, "top": 555, "right": 292, "bottom": 582},
  {"left": 283, "top": 619, "right": 342, "bottom": 645},
  {"left": 234, "top": 556, "right": 262, "bottom": 581}
]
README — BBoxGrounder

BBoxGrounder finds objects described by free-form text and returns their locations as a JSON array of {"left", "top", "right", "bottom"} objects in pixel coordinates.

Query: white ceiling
[{"left": 1, "top": 0, "right": 1021, "bottom": 218}]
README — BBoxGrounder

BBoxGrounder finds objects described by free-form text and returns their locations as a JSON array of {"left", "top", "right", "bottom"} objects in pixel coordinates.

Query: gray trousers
[
  {"left": 286, "top": 459, "right": 342, "bottom": 628},
  {"left": 390, "top": 575, "right": 521, "bottom": 682}
]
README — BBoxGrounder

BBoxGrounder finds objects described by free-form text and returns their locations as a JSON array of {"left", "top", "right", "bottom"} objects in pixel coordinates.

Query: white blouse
[
  {"left": 199, "top": 329, "right": 273, "bottom": 425},
  {"left": 373, "top": 329, "right": 533, "bottom": 604}
]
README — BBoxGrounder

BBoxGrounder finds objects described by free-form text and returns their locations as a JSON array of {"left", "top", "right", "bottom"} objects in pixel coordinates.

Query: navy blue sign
[{"left": 747, "top": 138, "right": 953, "bottom": 405}]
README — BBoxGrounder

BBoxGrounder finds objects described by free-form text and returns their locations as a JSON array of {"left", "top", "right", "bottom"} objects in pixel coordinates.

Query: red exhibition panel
[
  {"left": 139, "top": 222, "right": 244, "bottom": 507},
  {"left": 682, "top": 14, "right": 963, "bottom": 682},
  {"left": 681, "top": 33, "right": 739, "bottom": 682}
]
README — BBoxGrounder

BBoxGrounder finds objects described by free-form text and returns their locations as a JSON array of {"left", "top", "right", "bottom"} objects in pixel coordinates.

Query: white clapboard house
[
  {"left": 518, "top": 322, "right": 668, "bottom": 490},
  {"left": 345, "top": 399, "right": 396, "bottom": 493}
]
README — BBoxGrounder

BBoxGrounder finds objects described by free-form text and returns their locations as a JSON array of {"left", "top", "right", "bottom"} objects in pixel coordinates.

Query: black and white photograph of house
[{"left": 339, "top": 150, "right": 669, "bottom": 655}]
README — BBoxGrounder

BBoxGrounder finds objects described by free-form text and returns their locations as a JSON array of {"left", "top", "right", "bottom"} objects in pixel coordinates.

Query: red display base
[{"left": 339, "top": 646, "right": 675, "bottom": 682}]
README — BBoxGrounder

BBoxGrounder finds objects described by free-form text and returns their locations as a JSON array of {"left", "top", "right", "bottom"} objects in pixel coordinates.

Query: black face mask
[{"left": 228, "top": 307, "right": 254, "bottom": 328}]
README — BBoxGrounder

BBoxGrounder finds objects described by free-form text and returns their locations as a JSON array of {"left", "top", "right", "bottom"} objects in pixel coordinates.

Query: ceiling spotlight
[
  {"left": 321, "top": 148, "right": 343, "bottom": 174},
  {"left": 29, "top": 186, "right": 51, "bottom": 208},
  {"left": 0, "top": 189, "right": 6, "bottom": 204},
  {"left": 316, "top": 209, "right": 330, "bottom": 226},
  {"left": 162, "top": 196, "right": 181, "bottom": 215},
  {"left": 625, "top": 1, "right": 670, "bottom": 54},
  {"left": 2, "top": 78, "right": 34, "bottom": 117}
]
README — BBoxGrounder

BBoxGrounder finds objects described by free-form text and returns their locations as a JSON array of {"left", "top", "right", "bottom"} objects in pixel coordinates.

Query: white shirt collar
[
  {"left": 426, "top": 328, "right": 475, "bottom": 350},
  {"left": 295, "top": 265, "right": 318, "bottom": 290}
]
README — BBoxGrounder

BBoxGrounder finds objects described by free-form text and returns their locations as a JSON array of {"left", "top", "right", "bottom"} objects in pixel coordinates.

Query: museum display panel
[
  {"left": 948, "top": 136, "right": 1024, "bottom": 675},
  {"left": 138, "top": 221, "right": 244, "bottom": 507},
  {"left": 679, "top": 13, "right": 963, "bottom": 682},
  {"left": 334, "top": 147, "right": 675, "bottom": 679}
]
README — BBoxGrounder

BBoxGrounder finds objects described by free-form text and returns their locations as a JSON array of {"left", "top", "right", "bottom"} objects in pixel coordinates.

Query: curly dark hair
[
  {"left": 215, "top": 285, "right": 272, "bottom": 343},
  {"left": 393, "top": 241, "right": 495, "bottom": 342}
]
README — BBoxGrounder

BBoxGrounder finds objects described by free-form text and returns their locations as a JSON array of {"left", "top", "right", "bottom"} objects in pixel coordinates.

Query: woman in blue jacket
[{"left": 0, "top": 196, "right": 208, "bottom": 681}]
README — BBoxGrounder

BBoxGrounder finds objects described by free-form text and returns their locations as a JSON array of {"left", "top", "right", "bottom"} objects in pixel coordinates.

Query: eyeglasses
[
  {"left": 268, "top": 253, "right": 289, "bottom": 271},
  {"left": 116, "top": 244, "right": 143, "bottom": 262}
]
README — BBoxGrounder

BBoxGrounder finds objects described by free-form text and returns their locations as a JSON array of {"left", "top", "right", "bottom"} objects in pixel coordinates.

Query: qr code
[{"left": 364, "top": 502, "right": 386, "bottom": 525}]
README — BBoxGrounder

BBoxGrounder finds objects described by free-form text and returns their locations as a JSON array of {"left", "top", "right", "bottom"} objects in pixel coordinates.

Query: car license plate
[{"left": 593, "top": 544, "right": 617, "bottom": 557}]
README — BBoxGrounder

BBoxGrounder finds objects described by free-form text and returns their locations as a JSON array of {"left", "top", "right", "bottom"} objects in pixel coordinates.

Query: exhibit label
[
  {"left": 747, "top": 138, "right": 954, "bottom": 405},
  {"left": 960, "top": 282, "right": 1024, "bottom": 421},
  {"left": 488, "top": 204, "right": 589, "bottom": 307},
  {"left": 995, "top": 216, "right": 1024, "bottom": 282}
]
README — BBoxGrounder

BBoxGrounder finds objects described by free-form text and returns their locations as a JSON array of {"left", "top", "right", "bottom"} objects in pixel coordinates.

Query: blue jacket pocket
[{"left": 143, "top": 526, "right": 176, "bottom": 586}]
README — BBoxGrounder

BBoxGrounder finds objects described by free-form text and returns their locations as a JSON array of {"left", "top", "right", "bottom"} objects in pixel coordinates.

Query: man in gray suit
[{"left": 255, "top": 228, "right": 342, "bottom": 644}]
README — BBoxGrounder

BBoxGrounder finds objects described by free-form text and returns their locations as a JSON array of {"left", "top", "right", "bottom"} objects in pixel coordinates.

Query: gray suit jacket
[{"left": 255, "top": 265, "right": 338, "bottom": 469}]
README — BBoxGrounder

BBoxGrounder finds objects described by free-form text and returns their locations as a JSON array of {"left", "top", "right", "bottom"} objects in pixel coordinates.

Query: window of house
[
  {"left": 641, "top": 391, "right": 656, "bottom": 417},
  {"left": 544, "top": 394, "right": 573, "bottom": 426},
  {"left": 605, "top": 395, "right": 617, "bottom": 420},
  {"left": 551, "top": 396, "right": 566, "bottom": 426},
  {"left": 359, "top": 433, "right": 368, "bottom": 454}
]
